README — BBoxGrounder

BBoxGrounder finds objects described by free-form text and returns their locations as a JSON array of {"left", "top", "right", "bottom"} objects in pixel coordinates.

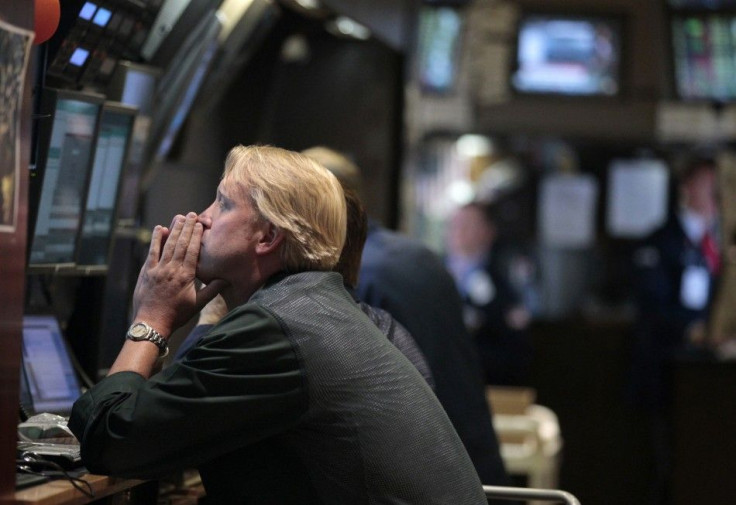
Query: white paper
[
  {"left": 606, "top": 158, "right": 669, "bottom": 238},
  {"left": 538, "top": 174, "right": 598, "bottom": 248}
]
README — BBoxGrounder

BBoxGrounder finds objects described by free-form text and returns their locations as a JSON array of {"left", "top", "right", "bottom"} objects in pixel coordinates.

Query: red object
[
  {"left": 34, "top": 0, "right": 61, "bottom": 45},
  {"left": 701, "top": 232, "right": 721, "bottom": 275}
]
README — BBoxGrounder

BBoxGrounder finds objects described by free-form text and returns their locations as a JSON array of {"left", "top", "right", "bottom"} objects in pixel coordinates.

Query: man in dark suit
[
  {"left": 444, "top": 202, "right": 533, "bottom": 387},
  {"left": 631, "top": 156, "right": 720, "bottom": 408},
  {"left": 630, "top": 155, "right": 720, "bottom": 505}
]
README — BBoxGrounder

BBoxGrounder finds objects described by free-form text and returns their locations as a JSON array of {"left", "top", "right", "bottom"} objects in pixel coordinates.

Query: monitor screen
[
  {"left": 671, "top": 14, "right": 736, "bottom": 101},
  {"left": 21, "top": 315, "right": 84, "bottom": 416},
  {"left": 76, "top": 103, "right": 137, "bottom": 270},
  {"left": 668, "top": 0, "right": 736, "bottom": 8},
  {"left": 511, "top": 13, "right": 622, "bottom": 96},
  {"left": 78, "top": 1, "right": 98, "bottom": 21},
  {"left": 416, "top": 6, "right": 463, "bottom": 93},
  {"left": 29, "top": 89, "right": 103, "bottom": 269},
  {"left": 92, "top": 7, "right": 112, "bottom": 28}
]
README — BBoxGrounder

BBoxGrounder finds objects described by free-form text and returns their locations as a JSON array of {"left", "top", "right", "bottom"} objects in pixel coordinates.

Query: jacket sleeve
[{"left": 68, "top": 305, "right": 308, "bottom": 479}]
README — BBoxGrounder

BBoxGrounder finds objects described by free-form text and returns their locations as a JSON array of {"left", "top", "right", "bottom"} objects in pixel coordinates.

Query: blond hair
[{"left": 223, "top": 145, "right": 346, "bottom": 271}]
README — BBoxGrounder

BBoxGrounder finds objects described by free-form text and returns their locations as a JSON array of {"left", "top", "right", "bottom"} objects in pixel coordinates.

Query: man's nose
[{"left": 197, "top": 210, "right": 212, "bottom": 227}]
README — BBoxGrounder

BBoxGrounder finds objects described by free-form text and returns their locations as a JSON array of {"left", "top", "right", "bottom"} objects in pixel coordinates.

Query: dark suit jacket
[
  {"left": 450, "top": 254, "right": 533, "bottom": 387},
  {"left": 357, "top": 222, "right": 509, "bottom": 486},
  {"left": 630, "top": 215, "right": 719, "bottom": 408}
]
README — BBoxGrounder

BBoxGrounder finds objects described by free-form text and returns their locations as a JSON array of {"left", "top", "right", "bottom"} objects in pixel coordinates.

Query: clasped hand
[{"left": 132, "top": 212, "right": 225, "bottom": 336}]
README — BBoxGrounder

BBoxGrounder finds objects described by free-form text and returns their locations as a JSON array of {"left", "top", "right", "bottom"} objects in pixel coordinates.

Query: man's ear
[{"left": 256, "top": 222, "right": 284, "bottom": 255}]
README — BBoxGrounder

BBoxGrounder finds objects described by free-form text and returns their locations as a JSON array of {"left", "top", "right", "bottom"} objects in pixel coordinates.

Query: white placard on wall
[
  {"left": 606, "top": 158, "right": 669, "bottom": 239},
  {"left": 538, "top": 173, "right": 599, "bottom": 248}
]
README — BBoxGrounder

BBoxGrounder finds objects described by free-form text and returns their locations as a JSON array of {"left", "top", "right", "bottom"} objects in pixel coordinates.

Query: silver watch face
[{"left": 129, "top": 322, "right": 150, "bottom": 339}]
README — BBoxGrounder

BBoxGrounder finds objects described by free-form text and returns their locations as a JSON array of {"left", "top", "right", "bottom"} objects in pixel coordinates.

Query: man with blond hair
[{"left": 69, "top": 145, "right": 486, "bottom": 504}]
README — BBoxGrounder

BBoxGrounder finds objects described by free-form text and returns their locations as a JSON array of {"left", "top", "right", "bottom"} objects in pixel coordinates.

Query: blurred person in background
[
  {"left": 444, "top": 202, "right": 533, "bottom": 387},
  {"left": 630, "top": 155, "right": 721, "bottom": 505}
]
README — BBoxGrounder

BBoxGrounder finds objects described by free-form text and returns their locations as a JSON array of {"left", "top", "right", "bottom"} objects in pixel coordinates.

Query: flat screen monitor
[
  {"left": 416, "top": 6, "right": 463, "bottom": 94},
  {"left": 668, "top": 0, "right": 736, "bottom": 8},
  {"left": 76, "top": 102, "right": 137, "bottom": 272},
  {"left": 511, "top": 13, "right": 623, "bottom": 96},
  {"left": 21, "top": 315, "right": 84, "bottom": 417},
  {"left": 671, "top": 14, "right": 736, "bottom": 101},
  {"left": 28, "top": 89, "right": 104, "bottom": 272}
]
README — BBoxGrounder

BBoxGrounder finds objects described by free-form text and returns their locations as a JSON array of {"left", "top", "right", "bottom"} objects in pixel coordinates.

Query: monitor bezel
[
  {"left": 74, "top": 101, "right": 138, "bottom": 275},
  {"left": 27, "top": 87, "right": 105, "bottom": 274},
  {"left": 509, "top": 9, "right": 627, "bottom": 100}
]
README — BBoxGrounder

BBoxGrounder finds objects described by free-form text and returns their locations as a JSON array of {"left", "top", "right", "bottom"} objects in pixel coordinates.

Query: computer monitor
[
  {"left": 667, "top": 0, "right": 736, "bottom": 7},
  {"left": 671, "top": 14, "right": 736, "bottom": 102},
  {"left": 20, "top": 315, "right": 84, "bottom": 417},
  {"left": 28, "top": 89, "right": 104, "bottom": 272},
  {"left": 76, "top": 102, "right": 137, "bottom": 273},
  {"left": 416, "top": 6, "right": 464, "bottom": 94},
  {"left": 511, "top": 12, "right": 623, "bottom": 97}
]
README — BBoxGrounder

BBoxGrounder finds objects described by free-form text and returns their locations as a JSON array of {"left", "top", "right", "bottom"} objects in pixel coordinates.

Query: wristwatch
[{"left": 126, "top": 322, "right": 169, "bottom": 358}]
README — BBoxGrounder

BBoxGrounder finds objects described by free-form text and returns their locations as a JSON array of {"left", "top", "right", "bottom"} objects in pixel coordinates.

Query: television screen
[
  {"left": 671, "top": 14, "right": 736, "bottom": 101},
  {"left": 668, "top": 0, "right": 736, "bottom": 8},
  {"left": 416, "top": 6, "right": 463, "bottom": 93},
  {"left": 511, "top": 13, "right": 622, "bottom": 96},
  {"left": 76, "top": 102, "right": 137, "bottom": 271},
  {"left": 29, "top": 89, "right": 104, "bottom": 270}
]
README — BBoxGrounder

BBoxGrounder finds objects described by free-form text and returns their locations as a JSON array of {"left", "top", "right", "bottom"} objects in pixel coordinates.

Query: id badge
[{"left": 680, "top": 266, "right": 710, "bottom": 310}]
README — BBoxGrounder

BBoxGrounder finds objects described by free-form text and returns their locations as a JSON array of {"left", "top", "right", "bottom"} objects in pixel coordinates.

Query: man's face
[
  {"left": 447, "top": 206, "right": 495, "bottom": 258},
  {"left": 196, "top": 178, "right": 267, "bottom": 285},
  {"left": 683, "top": 167, "right": 719, "bottom": 225}
]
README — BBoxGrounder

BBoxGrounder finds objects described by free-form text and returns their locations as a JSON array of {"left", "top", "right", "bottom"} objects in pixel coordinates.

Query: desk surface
[{"left": 1, "top": 474, "right": 145, "bottom": 505}]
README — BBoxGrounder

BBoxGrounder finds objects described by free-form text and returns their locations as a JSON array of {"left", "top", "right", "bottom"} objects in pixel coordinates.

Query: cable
[{"left": 16, "top": 457, "right": 95, "bottom": 499}]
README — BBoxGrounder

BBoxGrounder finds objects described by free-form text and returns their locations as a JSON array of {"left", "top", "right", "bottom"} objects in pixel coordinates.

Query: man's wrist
[{"left": 126, "top": 321, "right": 169, "bottom": 358}]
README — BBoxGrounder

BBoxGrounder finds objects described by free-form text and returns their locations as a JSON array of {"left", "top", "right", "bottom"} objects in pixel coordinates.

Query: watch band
[{"left": 126, "top": 322, "right": 169, "bottom": 358}]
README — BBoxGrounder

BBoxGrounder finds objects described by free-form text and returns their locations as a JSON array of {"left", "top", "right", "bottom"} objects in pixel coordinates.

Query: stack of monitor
[{"left": 28, "top": 88, "right": 137, "bottom": 274}]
